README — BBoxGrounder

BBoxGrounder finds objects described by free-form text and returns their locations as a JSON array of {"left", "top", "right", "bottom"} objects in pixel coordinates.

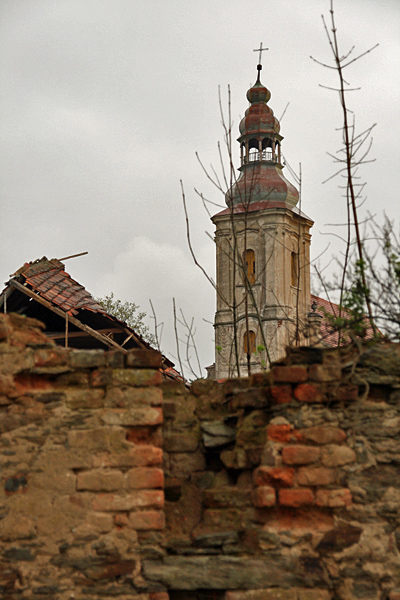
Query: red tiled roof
[
  {"left": 12, "top": 258, "right": 106, "bottom": 317},
  {"left": 311, "top": 293, "right": 375, "bottom": 346}
]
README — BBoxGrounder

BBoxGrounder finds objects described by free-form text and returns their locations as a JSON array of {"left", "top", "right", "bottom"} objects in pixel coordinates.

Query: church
[{"left": 210, "top": 61, "right": 320, "bottom": 379}]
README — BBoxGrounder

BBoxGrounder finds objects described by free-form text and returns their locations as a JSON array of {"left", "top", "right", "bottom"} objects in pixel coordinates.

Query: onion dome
[{"left": 225, "top": 65, "right": 299, "bottom": 210}]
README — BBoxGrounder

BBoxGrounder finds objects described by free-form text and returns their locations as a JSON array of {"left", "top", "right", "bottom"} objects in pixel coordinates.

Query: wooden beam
[
  {"left": 48, "top": 328, "right": 123, "bottom": 340},
  {"left": 8, "top": 280, "right": 127, "bottom": 352}
]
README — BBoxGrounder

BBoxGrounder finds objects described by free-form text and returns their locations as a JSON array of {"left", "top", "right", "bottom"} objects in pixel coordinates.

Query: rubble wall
[{"left": 1, "top": 313, "right": 400, "bottom": 600}]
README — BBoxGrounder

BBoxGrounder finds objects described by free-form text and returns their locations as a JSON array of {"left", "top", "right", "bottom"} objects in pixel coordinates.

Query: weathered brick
[
  {"left": 112, "top": 368, "right": 162, "bottom": 387},
  {"left": 65, "top": 388, "right": 105, "bottom": 409},
  {"left": 315, "top": 488, "right": 352, "bottom": 507},
  {"left": 297, "top": 590, "right": 332, "bottom": 600},
  {"left": 33, "top": 348, "right": 68, "bottom": 367},
  {"left": 204, "top": 488, "right": 253, "bottom": 508},
  {"left": 69, "top": 349, "right": 106, "bottom": 368},
  {"left": 106, "top": 350, "right": 125, "bottom": 368},
  {"left": 100, "top": 406, "right": 163, "bottom": 426},
  {"left": 105, "top": 385, "right": 163, "bottom": 407},
  {"left": 253, "top": 466, "right": 295, "bottom": 488},
  {"left": 91, "top": 368, "right": 112, "bottom": 387},
  {"left": 126, "top": 349, "right": 162, "bottom": 369},
  {"left": 296, "top": 467, "right": 336, "bottom": 487},
  {"left": 252, "top": 486, "right": 276, "bottom": 507},
  {"left": 128, "top": 510, "right": 165, "bottom": 531},
  {"left": 76, "top": 469, "right": 124, "bottom": 492},
  {"left": 300, "top": 426, "right": 346, "bottom": 445},
  {"left": 126, "top": 467, "right": 164, "bottom": 489},
  {"left": 389, "top": 591, "right": 400, "bottom": 600},
  {"left": 68, "top": 428, "right": 126, "bottom": 452},
  {"left": 309, "top": 363, "right": 341, "bottom": 382},
  {"left": 226, "top": 589, "right": 296, "bottom": 599},
  {"left": 92, "top": 490, "right": 164, "bottom": 511},
  {"left": 334, "top": 384, "right": 359, "bottom": 401},
  {"left": 272, "top": 365, "right": 308, "bottom": 383},
  {"left": 279, "top": 488, "right": 314, "bottom": 507},
  {"left": 267, "top": 424, "right": 302, "bottom": 443},
  {"left": 281, "top": 445, "right": 320, "bottom": 465},
  {"left": 92, "top": 445, "right": 163, "bottom": 468},
  {"left": 149, "top": 593, "right": 170, "bottom": 600},
  {"left": 294, "top": 383, "right": 326, "bottom": 403},
  {"left": 321, "top": 445, "right": 356, "bottom": 467},
  {"left": 269, "top": 385, "right": 293, "bottom": 404},
  {"left": 126, "top": 426, "right": 162, "bottom": 447}
]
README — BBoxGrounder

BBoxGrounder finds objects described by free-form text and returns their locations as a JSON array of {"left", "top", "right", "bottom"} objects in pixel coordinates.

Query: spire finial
[{"left": 253, "top": 42, "right": 269, "bottom": 68}]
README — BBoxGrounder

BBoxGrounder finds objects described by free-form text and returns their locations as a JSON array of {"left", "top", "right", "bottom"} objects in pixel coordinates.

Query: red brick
[
  {"left": 296, "top": 467, "right": 336, "bottom": 487},
  {"left": 128, "top": 510, "right": 165, "bottom": 530},
  {"left": 294, "top": 383, "right": 326, "bottom": 403},
  {"left": 279, "top": 488, "right": 314, "bottom": 507},
  {"left": 315, "top": 488, "right": 352, "bottom": 507},
  {"left": 300, "top": 426, "right": 346, "bottom": 445},
  {"left": 282, "top": 445, "right": 320, "bottom": 465},
  {"left": 149, "top": 594, "right": 169, "bottom": 600},
  {"left": 254, "top": 466, "right": 295, "bottom": 488},
  {"left": 252, "top": 486, "right": 276, "bottom": 507},
  {"left": 126, "top": 426, "right": 162, "bottom": 447},
  {"left": 270, "top": 385, "right": 293, "bottom": 404},
  {"left": 92, "top": 446, "right": 163, "bottom": 468},
  {"left": 14, "top": 374, "right": 52, "bottom": 393},
  {"left": 126, "top": 467, "right": 164, "bottom": 489},
  {"left": 267, "top": 424, "right": 300, "bottom": 443},
  {"left": 92, "top": 490, "right": 164, "bottom": 511},
  {"left": 272, "top": 366, "right": 308, "bottom": 383}
]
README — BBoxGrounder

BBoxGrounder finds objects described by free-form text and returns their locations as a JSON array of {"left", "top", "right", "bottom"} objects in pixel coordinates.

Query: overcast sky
[{"left": 1, "top": 0, "right": 399, "bottom": 377}]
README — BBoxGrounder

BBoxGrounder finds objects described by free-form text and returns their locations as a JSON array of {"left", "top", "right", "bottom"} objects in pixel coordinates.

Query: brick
[
  {"left": 297, "top": 590, "right": 332, "bottom": 600},
  {"left": 282, "top": 445, "right": 320, "bottom": 465},
  {"left": 296, "top": 467, "right": 336, "bottom": 487},
  {"left": 91, "top": 368, "right": 112, "bottom": 387},
  {"left": 272, "top": 365, "right": 308, "bottom": 383},
  {"left": 126, "top": 349, "right": 162, "bottom": 369},
  {"left": 33, "top": 348, "right": 69, "bottom": 367},
  {"left": 389, "top": 591, "right": 400, "bottom": 600},
  {"left": 269, "top": 385, "right": 293, "bottom": 404},
  {"left": 77, "top": 470, "right": 124, "bottom": 492},
  {"left": 100, "top": 406, "right": 163, "bottom": 426},
  {"left": 126, "top": 426, "right": 162, "bottom": 447},
  {"left": 105, "top": 386, "right": 163, "bottom": 407},
  {"left": 204, "top": 488, "right": 253, "bottom": 508},
  {"left": 267, "top": 424, "right": 295, "bottom": 443},
  {"left": 253, "top": 486, "right": 276, "bottom": 507},
  {"left": 92, "top": 490, "right": 164, "bottom": 511},
  {"left": 300, "top": 426, "right": 346, "bottom": 445},
  {"left": 226, "top": 589, "right": 297, "bottom": 599},
  {"left": 334, "top": 384, "right": 359, "bottom": 401},
  {"left": 321, "top": 445, "right": 356, "bottom": 467},
  {"left": 253, "top": 466, "right": 295, "bottom": 488},
  {"left": 128, "top": 510, "right": 165, "bottom": 531},
  {"left": 149, "top": 593, "right": 169, "bottom": 600},
  {"left": 315, "top": 488, "right": 352, "bottom": 507},
  {"left": 65, "top": 388, "right": 105, "bottom": 409},
  {"left": 92, "top": 445, "right": 163, "bottom": 468},
  {"left": 14, "top": 374, "right": 52, "bottom": 394},
  {"left": 106, "top": 351, "right": 125, "bottom": 368},
  {"left": 126, "top": 467, "right": 164, "bottom": 489},
  {"left": 111, "top": 368, "right": 162, "bottom": 387},
  {"left": 309, "top": 363, "right": 341, "bottom": 382},
  {"left": 69, "top": 350, "right": 106, "bottom": 368},
  {"left": 279, "top": 488, "right": 314, "bottom": 507},
  {"left": 68, "top": 428, "right": 126, "bottom": 452},
  {"left": 294, "top": 383, "right": 326, "bottom": 403}
]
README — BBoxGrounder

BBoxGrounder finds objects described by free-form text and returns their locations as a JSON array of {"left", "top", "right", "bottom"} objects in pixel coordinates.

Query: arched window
[
  {"left": 291, "top": 251, "right": 298, "bottom": 287},
  {"left": 243, "top": 330, "right": 256, "bottom": 355},
  {"left": 244, "top": 249, "right": 255, "bottom": 284}
]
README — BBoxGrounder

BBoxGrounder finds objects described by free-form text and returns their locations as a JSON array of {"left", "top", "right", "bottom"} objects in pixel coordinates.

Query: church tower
[{"left": 212, "top": 63, "right": 313, "bottom": 379}]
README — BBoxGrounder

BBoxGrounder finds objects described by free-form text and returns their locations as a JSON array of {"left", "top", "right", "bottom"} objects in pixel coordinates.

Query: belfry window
[
  {"left": 244, "top": 249, "right": 256, "bottom": 284},
  {"left": 243, "top": 330, "right": 256, "bottom": 355},
  {"left": 291, "top": 252, "right": 298, "bottom": 287}
]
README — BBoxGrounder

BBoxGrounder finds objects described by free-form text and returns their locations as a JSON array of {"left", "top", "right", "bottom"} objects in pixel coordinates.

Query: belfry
[{"left": 212, "top": 62, "right": 314, "bottom": 379}]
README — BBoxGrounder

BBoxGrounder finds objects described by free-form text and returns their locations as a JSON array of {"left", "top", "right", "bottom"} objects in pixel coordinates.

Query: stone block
[
  {"left": 77, "top": 469, "right": 124, "bottom": 492},
  {"left": 321, "top": 445, "right": 356, "bottom": 467},
  {"left": 164, "top": 431, "right": 200, "bottom": 452},
  {"left": 105, "top": 386, "right": 163, "bottom": 407},
  {"left": 100, "top": 406, "right": 163, "bottom": 426},
  {"left": 279, "top": 488, "right": 314, "bottom": 507},
  {"left": 33, "top": 348, "right": 68, "bottom": 368},
  {"left": 297, "top": 590, "right": 332, "bottom": 600},
  {"left": 111, "top": 368, "right": 162, "bottom": 387},
  {"left": 126, "top": 467, "right": 164, "bottom": 489},
  {"left": 201, "top": 421, "right": 236, "bottom": 447},
  {"left": 69, "top": 350, "right": 106, "bottom": 368},
  {"left": 68, "top": 428, "right": 127, "bottom": 452},
  {"left": 309, "top": 363, "right": 341, "bottom": 382},
  {"left": 296, "top": 467, "right": 336, "bottom": 487},
  {"left": 65, "top": 388, "right": 105, "bottom": 409},
  {"left": 128, "top": 510, "right": 165, "bottom": 531},
  {"left": 169, "top": 450, "right": 206, "bottom": 477},
  {"left": 253, "top": 486, "right": 276, "bottom": 507},
  {"left": 253, "top": 466, "right": 295, "bottom": 488},
  {"left": 204, "top": 488, "right": 253, "bottom": 508},
  {"left": 272, "top": 365, "right": 308, "bottom": 383},
  {"left": 315, "top": 488, "right": 352, "bottom": 507},
  {"left": 334, "top": 384, "right": 359, "bottom": 401},
  {"left": 226, "top": 591, "right": 296, "bottom": 600},
  {"left": 92, "top": 490, "right": 164, "bottom": 511},
  {"left": 269, "top": 385, "right": 293, "bottom": 404},
  {"left": 300, "top": 426, "right": 346, "bottom": 445},
  {"left": 126, "top": 349, "right": 162, "bottom": 369},
  {"left": 106, "top": 350, "right": 125, "bottom": 368},
  {"left": 92, "top": 445, "right": 163, "bottom": 468},
  {"left": 294, "top": 383, "right": 326, "bottom": 403},
  {"left": 281, "top": 446, "right": 320, "bottom": 465},
  {"left": 91, "top": 368, "right": 112, "bottom": 387}
]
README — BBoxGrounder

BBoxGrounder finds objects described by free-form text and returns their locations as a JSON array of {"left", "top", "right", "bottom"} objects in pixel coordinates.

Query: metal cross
[{"left": 253, "top": 42, "right": 269, "bottom": 65}]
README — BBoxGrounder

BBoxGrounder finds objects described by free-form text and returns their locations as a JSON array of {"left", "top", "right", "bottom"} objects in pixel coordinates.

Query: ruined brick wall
[
  {"left": 160, "top": 345, "right": 400, "bottom": 600},
  {"left": 0, "top": 314, "right": 167, "bottom": 600},
  {"left": 1, "top": 313, "right": 400, "bottom": 600}
]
